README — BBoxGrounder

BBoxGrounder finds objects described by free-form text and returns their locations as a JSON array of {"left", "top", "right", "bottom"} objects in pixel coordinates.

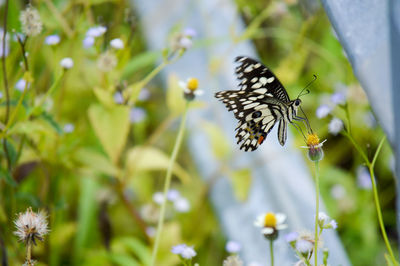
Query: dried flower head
[
  {"left": 223, "top": 255, "right": 244, "bottom": 266},
  {"left": 254, "top": 212, "right": 287, "bottom": 240},
  {"left": 14, "top": 207, "right": 49, "bottom": 245},
  {"left": 97, "top": 51, "right": 117, "bottom": 72},
  {"left": 19, "top": 6, "right": 42, "bottom": 36}
]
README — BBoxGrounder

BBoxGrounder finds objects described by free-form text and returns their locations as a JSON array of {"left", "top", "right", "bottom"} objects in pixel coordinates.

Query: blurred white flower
[
  {"left": 19, "top": 6, "right": 42, "bottom": 36},
  {"left": 113, "top": 91, "right": 124, "bottom": 104},
  {"left": 14, "top": 207, "right": 49, "bottom": 243},
  {"left": 171, "top": 244, "right": 197, "bottom": 259},
  {"left": 330, "top": 184, "right": 346, "bottom": 199},
  {"left": 110, "top": 38, "right": 124, "bottom": 49},
  {"left": 45, "top": 34, "right": 60, "bottom": 45},
  {"left": 254, "top": 212, "right": 287, "bottom": 239},
  {"left": 316, "top": 104, "right": 331, "bottom": 119},
  {"left": 0, "top": 92, "right": 3, "bottom": 98},
  {"left": 316, "top": 212, "right": 337, "bottom": 230},
  {"left": 183, "top": 27, "right": 197, "bottom": 37},
  {"left": 331, "top": 91, "right": 346, "bottom": 105},
  {"left": 223, "top": 255, "right": 243, "bottom": 266},
  {"left": 86, "top": 26, "right": 107, "bottom": 38},
  {"left": 83, "top": 36, "right": 95, "bottom": 48},
  {"left": 15, "top": 79, "right": 29, "bottom": 92},
  {"left": 284, "top": 231, "right": 299, "bottom": 243},
  {"left": 97, "top": 52, "right": 117, "bottom": 72},
  {"left": 328, "top": 117, "right": 343, "bottom": 135},
  {"left": 178, "top": 37, "right": 192, "bottom": 49},
  {"left": 166, "top": 189, "right": 180, "bottom": 201},
  {"left": 63, "top": 123, "right": 75, "bottom": 133},
  {"left": 130, "top": 107, "right": 146, "bottom": 123},
  {"left": 357, "top": 166, "right": 372, "bottom": 189},
  {"left": 138, "top": 88, "right": 150, "bottom": 101},
  {"left": 329, "top": 220, "right": 338, "bottom": 229},
  {"left": 152, "top": 192, "right": 165, "bottom": 205},
  {"left": 60, "top": 57, "right": 74, "bottom": 69},
  {"left": 296, "top": 239, "right": 313, "bottom": 253},
  {"left": 225, "top": 240, "right": 241, "bottom": 253},
  {"left": 173, "top": 197, "right": 190, "bottom": 213},
  {"left": 146, "top": 226, "right": 156, "bottom": 237}
]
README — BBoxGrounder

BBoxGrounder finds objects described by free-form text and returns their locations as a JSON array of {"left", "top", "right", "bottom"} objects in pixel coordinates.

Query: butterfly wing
[
  {"left": 235, "top": 56, "right": 290, "bottom": 103},
  {"left": 215, "top": 91, "right": 284, "bottom": 151},
  {"left": 215, "top": 56, "right": 293, "bottom": 151}
]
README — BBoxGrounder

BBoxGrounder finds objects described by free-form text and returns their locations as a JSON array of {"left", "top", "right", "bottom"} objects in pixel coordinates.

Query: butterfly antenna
[{"left": 297, "top": 74, "right": 317, "bottom": 99}]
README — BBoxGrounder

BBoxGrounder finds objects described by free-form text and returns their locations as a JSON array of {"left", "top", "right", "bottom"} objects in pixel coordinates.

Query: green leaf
[
  {"left": 108, "top": 254, "right": 140, "bottom": 266},
  {"left": 73, "top": 176, "right": 99, "bottom": 264},
  {"left": 74, "top": 148, "right": 119, "bottom": 176},
  {"left": 201, "top": 121, "right": 231, "bottom": 159},
  {"left": 8, "top": 120, "right": 52, "bottom": 136},
  {"left": 88, "top": 104, "right": 130, "bottom": 164},
  {"left": 126, "top": 146, "right": 190, "bottom": 183},
  {"left": 230, "top": 168, "right": 252, "bottom": 201},
  {"left": 93, "top": 87, "right": 115, "bottom": 108},
  {"left": 41, "top": 112, "right": 63, "bottom": 134},
  {"left": 0, "top": 167, "right": 17, "bottom": 187},
  {"left": 166, "top": 74, "right": 186, "bottom": 115},
  {"left": 116, "top": 237, "right": 151, "bottom": 265},
  {"left": 121, "top": 51, "right": 159, "bottom": 79}
]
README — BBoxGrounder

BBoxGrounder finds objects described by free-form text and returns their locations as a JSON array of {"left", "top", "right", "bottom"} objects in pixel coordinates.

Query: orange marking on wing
[{"left": 258, "top": 136, "right": 264, "bottom": 144}]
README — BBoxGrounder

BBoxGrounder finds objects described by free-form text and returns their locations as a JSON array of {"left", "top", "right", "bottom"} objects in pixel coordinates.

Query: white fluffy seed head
[
  {"left": 14, "top": 207, "right": 49, "bottom": 243},
  {"left": 19, "top": 6, "right": 42, "bottom": 36}
]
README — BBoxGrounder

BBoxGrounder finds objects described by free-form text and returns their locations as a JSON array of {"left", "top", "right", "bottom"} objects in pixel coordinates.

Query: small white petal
[
  {"left": 261, "top": 227, "right": 274, "bottom": 235},
  {"left": 275, "top": 213, "right": 287, "bottom": 224}
]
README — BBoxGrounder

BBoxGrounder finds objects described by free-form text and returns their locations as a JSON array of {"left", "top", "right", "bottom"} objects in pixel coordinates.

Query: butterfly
[{"left": 215, "top": 56, "right": 310, "bottom": 151}]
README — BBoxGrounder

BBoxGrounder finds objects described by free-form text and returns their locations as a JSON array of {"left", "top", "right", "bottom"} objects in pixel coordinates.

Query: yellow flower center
[
  {"left": 187, "top": 78, "right": 199, "bottom": 91},
  {"left": 306, "top": 133, "right": 320, "bottom": 146},
  {"left": 264, "top": 212, "right": 277, "bottom": 227}
]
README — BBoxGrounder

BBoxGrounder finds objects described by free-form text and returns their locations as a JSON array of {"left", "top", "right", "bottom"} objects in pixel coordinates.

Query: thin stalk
[
  {"left": 368, "top": 166, "right": 397, "bottom": 265},
  {"left": 1, "top": 0, "right": 11, "bottom": 170},
  {"left": 269, "top": 239, "right": 274, "bottom": 266},
  {"left": 151, "top": 103, "right": 189, "bottom": 266},
  {"left": 314, "top": 161, "right": 320, "bottom": 266},
  {"left": 26, "top": 241, "right": 32, "bottom": 265},
  {"left": 368, "top": 136, "right": 397, "bottom": 265}
]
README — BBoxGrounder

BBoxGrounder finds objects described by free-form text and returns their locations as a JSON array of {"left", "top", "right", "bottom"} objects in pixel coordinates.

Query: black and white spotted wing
[{"left": 215, "top": 56, "right": 301, "bottom": 151}]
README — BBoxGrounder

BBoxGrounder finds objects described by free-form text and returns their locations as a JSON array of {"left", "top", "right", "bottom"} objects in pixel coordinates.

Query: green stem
[
  {"left": 344, "top": 103, "right": 352, "bottom": 136},
  {"left": 151, "top": 103, "right": 189, "bottom": 266},
  {"left": 368, "top": 166, "right": 397, "bottom": 265},
  {"left": 269, "top": 239, "right": 274, "bottom": 266},
  {"left": 26, "top": 241, "right": 32, "bottom": 265},
  {"left": 343, "top": 133, "right": 397, "bottom": 264},
  {"left": 314, "top": 161, "right": 320, "bottom": 266}
]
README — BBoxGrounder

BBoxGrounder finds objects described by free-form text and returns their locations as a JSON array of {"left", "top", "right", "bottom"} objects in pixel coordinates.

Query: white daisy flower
[
  {"left": 254, "top": 212, "right": 287, "bottom": 240},
  {"left": 179, "top": 77, "right": 203, "bottom": 101}
]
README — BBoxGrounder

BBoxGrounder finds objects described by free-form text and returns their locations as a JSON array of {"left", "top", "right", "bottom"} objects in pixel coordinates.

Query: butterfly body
[{"left": 215, "top": 56, "right": 302, "bottom": 151}]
